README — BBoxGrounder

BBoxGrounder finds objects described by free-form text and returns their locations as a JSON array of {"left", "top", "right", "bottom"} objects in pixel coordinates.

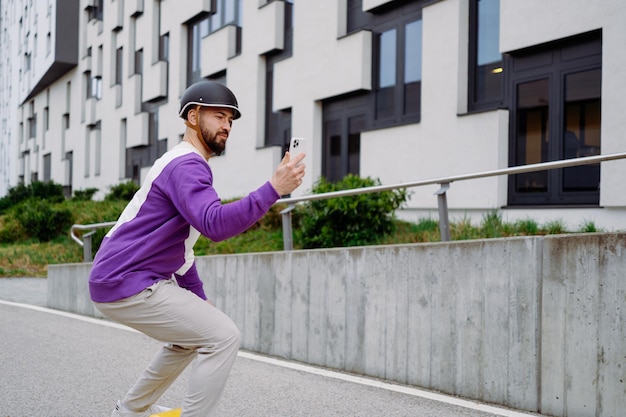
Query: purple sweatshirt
[{"left": 89, "top": 141, "right": 280, "bottom": 303}]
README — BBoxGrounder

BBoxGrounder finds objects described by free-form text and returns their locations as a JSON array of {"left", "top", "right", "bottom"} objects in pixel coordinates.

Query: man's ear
[{"left": 187, "top": 106, "right": 199, "bottom": 126}]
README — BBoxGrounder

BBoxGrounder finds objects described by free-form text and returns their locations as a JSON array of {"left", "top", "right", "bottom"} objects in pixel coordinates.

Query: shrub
[
  {"left": 0, "top": 215, "right": 26, "bottom": 243},
  {"left": 30, "top": 181, "right": 65, "bottom": 203},
  {"left": 105, "top": 181, "right": 140, "bottom": 201},
  {"left": 72, "top": 187, "right": 99, "bottom": 201},
  {"left": 0, "top": 181, "right": 64, "bottom": 213},
  {"left": 12, "top": 199, "right": 74, "bottom": 242},
  {"left": 0, "top": 183, "right": 30, "bottom": 213},
  {"left": 298, "top": 175, "right": 409, "bottom": 249}
]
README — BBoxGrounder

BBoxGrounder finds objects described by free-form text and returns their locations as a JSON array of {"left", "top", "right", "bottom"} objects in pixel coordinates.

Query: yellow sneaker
[{"left": 149, "top": 408, "right": 181, "bottom": 417}]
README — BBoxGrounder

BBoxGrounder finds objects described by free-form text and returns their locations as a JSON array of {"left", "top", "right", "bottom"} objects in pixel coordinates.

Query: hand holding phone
[
  {"left": 271, "top": 138, "right": 307, "bottom": 195},
  {"left": 289, "top": 137, "right": 306, "bottom": 165}
]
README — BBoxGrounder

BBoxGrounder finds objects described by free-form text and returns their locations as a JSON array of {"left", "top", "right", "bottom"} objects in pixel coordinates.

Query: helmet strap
[{"left": 185, "top": 106, "right": 215, "bottom": 157}]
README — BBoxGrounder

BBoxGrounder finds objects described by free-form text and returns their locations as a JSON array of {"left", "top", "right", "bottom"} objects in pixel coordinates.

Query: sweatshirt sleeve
[{"left": 164, "top": 156, "right": 281, "bottom": 242}]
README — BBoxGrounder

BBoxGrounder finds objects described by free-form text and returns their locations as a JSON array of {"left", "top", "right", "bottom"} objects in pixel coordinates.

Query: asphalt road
[{"left": 0, "top": 279, "right": 546, "bottom": 417}]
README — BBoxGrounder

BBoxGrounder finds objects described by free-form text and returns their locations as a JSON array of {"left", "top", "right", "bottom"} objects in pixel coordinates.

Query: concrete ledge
[{"left": 47, "top": 233, "right": 626, "bottom": 417}]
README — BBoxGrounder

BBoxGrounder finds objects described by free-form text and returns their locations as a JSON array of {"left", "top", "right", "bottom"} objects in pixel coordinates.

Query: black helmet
[{"left": 179, "top": 80, "right": 241, "bottom": 120}]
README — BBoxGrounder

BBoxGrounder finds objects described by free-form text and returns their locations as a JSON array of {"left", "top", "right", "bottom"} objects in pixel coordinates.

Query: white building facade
[{"left": 1, "top": 0, "right": 626, "bottom": 231}]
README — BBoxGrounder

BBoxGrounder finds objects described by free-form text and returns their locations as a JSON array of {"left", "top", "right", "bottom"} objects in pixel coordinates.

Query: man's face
[{"left": 197, "top": 107, "right": 234, "bottom": 156}]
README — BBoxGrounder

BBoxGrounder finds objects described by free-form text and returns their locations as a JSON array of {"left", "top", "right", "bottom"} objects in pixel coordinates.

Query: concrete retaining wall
[{"left": 47, "top": 233, "right": 626, "bottom": 417}]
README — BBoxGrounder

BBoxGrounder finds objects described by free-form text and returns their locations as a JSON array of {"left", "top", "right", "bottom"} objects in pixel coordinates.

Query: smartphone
[{"left": 289, "top": 137, "right": 306, "bottom": 164}]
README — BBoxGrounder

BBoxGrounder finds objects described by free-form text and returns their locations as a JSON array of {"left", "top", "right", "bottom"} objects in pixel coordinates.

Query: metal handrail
[
  {"left": 70, "top": 221, "right": 117, "bottom": 246},
  {"left": 71, "top": 151, "right": 626, "bottom": 260},
  {"left": 70, "top": 221, "right": 117, "bottom": 262},
  {"left": 277, "top": 152, "right": 626, "bottom": 205}
]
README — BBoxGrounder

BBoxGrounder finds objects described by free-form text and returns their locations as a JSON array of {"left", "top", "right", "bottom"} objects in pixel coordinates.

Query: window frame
[
  {"left": 187, "top": 16, "right": 207, "bottom": 85},
  {"left": 186, "top": 2, "right": 244, "bottom": 86},
  {"left": 468, "top": 0, "right": 503, "bottom": 112},
  {"left": 507, "top": 31, "right": 602, "bottom": 206},
  {"left": 370, "top": 8, "right": 423, "bottom": 129},
  {"left": 115, "top": 47, "right": 123, "bottom": 85},
  {"left": 264, "top": 0, "right": 294, "bottom": 150}
]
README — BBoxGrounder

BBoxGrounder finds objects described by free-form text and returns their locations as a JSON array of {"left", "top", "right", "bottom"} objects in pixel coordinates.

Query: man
[{"left": 89, "top": 80, "right": 306, "bottom": 417}]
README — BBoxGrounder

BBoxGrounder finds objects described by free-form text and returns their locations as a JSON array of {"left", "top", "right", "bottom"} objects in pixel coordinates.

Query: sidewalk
[
  {"left": 0, "top": 301, "right": 542, "bottom": 417},
  {"left": 0, "top": 277, "right": 47, "bottom": 306}
]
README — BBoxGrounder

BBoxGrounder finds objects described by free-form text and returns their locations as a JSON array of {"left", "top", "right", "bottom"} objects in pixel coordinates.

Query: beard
[{"left": 200, "top": 126, "right": 227, "bottom": 156}]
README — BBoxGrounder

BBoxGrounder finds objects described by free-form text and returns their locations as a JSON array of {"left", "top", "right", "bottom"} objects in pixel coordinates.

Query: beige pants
[{"left": 95, "top": 279, "right": 241, "bottom": 417}]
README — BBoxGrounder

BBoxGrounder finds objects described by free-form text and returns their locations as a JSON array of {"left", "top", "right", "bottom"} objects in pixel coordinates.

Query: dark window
[
  {"left": 344, "top": 0, "right": 426, "bottom": 131},
  {"left": 373, "top": 14, "right": 422, "bottom": 127},
  {"left": 87, "top": 0, "right": 104, "bottom": 21},
  {"left": 210, "top": 0, "right": 242, "bottom": 31},
  {"left": 513, "top": 78, "right": 549, "bottom": 194},
  {"left": 507, "top": 31, "right": 602, "bottom": 206},
  {"left": 187, "top": 17, "right": 209, "bottom": 84},
  {"left": 28, "top": 116, "right": 37, "bottom": 138},
  {"left": 562, "top": 68, "right": 601, "bottom": 192},
  {"left": 126, "top": 100, "right": 168, "bottom": 179},
  {"left": 43, "top": 154, "right": 51, "bottom": 182},
  {"left": 326, "top": 119, "right": 342, "bottom": 182},
  {"left": 115, "top": 47, "right": 123, "bottom": 84},
  {"left": 85, "top": 71, "right": 92, "bottom": 98},
  {"left": 404, "top": 20, "right": 422, "bottom": 116},
  {"left": 134, "top": 49, "right": 143, "bottom": 75},
  {"left": 264, "top": 0, "right": 294, "bottom": 150},
  {"left": 319, "top": 0, "right": 427, "bottom": 182},
  {"left": 159, "top": 33, "right": 170, "bottom": 61},
  {"left": 468, "top": 0, "right": 503, "bottom": 111},
  {"left": 85, "top": 72, "right": 101, "bottom": 99},
  {"left": 322, "top": 95, "right": 368, "bottom": 182},
  {"left": 187, "top": 2, "right": 243, "bottom": 86},
  {"left": 375, "top": 28, "right": 397, "bottom": 120},
  {"left": 64, "top": 151, "right": 73, "bottom": 198},
  {"left": 91, "top": 76, "right": 102, "bottom": 99},
  {"left": 347, "top": 0, "right": 372, "bottom": 33}
]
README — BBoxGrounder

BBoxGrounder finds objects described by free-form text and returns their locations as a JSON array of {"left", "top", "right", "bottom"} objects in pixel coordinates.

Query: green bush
[
  {"left": 30, "top": 181, "right": 65, "bottom": 202},
  {"left": 0, "top": 215, "right": 26, "bottom": 243},
  {"left": 12, "top": 199, "right": 74, "bottom": 242},
  {"left": 105, "top": 181, "right": 140, "bottom": 201},
  {"left": 0, "top": 184, "right": 30, "bottom": 213},
  {"left": 298, "top": 175, "right": 409, "bottom": 249},
  {"left": 72, "top": 187, "right": 99, "bottom": 201},
  {"left": 0, "top": 181, "right": 65, "bottom": 213}
]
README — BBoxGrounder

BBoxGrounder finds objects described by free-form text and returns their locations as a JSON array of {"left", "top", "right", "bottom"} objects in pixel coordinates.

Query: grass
[
  {"left": 0, "top": 200, "right": 605, "bottom": 278},
  {"left": 0, "top": 238, "right": 83, "bottom": 277}
]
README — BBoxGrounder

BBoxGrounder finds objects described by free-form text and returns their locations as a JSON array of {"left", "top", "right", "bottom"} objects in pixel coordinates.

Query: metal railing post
[
  {"left": 435, "top": 182, "right": 451, "bottom": 242},
  {"left": 280, "top": 204, "right": 296, "bottom": 251},
  {"left": 83, "top": 230, "right": 96, "bottom": 262}
]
